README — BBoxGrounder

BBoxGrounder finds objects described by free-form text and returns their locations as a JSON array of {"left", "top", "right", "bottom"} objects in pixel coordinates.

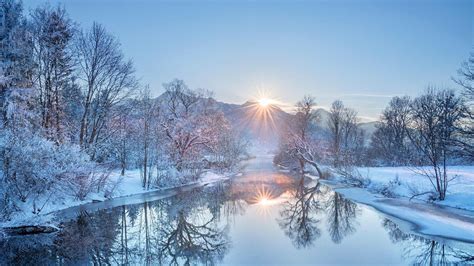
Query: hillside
[{"left": 153, "top": 92, "right": 378, "bottom": 143}]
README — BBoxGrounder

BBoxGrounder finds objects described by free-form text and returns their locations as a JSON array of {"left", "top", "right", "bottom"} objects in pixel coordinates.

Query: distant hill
[
  {"left": 214, "top": 100, "right": 292, "bottom": 146},
  {"left": 313, "top": 108, "right": 378, "bottom": 135},
  {"left": 314, "top": 108, "right": 331, "bottom": 128},
  {"left": 359, "top": 121, "right": 380, "bottom": 137},
  {"left": 152, "top": 92, "right": 379, "bottom": 145}
]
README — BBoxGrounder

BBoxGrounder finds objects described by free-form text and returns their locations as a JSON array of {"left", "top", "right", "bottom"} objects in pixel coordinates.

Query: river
[{"left": 1, "top": 155, "right": 473, "bottom": 265}]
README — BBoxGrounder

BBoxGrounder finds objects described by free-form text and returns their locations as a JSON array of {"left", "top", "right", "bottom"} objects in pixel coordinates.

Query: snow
[
  {"left": 322, "top": 183, "right": 474, "bottom": 243},
  {"left": 318, "top": 165, "right": 474, "bottom": 243},
  {"left": 349, "top": 166, "right": 474, "bottom": 211},
  {"left": 0, "top": 169, "right": 232, "bottom": 228}
]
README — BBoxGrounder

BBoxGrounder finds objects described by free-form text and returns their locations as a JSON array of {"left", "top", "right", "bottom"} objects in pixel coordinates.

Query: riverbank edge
[
  {"left": 0, "top": 171, "right": 236, "bottom": 235},
  {"left": 318, "top": 178, "right": 474, "bottom": 245}
]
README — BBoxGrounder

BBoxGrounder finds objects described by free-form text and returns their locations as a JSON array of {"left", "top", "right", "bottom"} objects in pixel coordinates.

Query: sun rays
[
  {"left": 251, "top": 185, "right": 276, "bottom": 206},
  {"left": 230, "top": 88, "right": 284, "bottom": 139},
  {"left": 257, "top": 98, "right": 274, "bottom": 108}
]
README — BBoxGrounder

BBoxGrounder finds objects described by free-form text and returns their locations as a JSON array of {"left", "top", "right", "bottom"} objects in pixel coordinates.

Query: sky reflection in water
[{"left": 1, "top": 171, "right": 473, "bottom": 265}]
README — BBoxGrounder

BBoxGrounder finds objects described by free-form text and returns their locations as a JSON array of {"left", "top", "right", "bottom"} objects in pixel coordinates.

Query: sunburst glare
[
  {"left": 252, "top": 185, "right": 275, "bottom": 206},
  {"left": 258, "top": 98, "right": 273, "bottom": 108}
]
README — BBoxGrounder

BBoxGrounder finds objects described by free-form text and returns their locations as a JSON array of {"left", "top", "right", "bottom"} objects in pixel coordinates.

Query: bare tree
[
  {"left": 454, "top": 51, "right": 474, "bottom": 100},
  {"left": 370, "top": 96, "right": 414, "bottom": 165},
  {"left": 406, "top": 88, "right": 467, "bottom": 200},
  {"left": 164, "top": 79, "right": 199, "bottom": 118},
  {"left": 288, "top": 134, "right": 325, "bottom": 178},
  {"left": 328, "top": 100, "right": 364, "bottom": 167},
  {"left": 138, "top": 87, "right": 159, "bottom": 189},
  {"left": 328, "top": 100, "right": 344, "bottom": 165},
  {"left": 295, "top": 95, "right": 317, "bottom": 141},
  {"left": 453, "top": 52, "right": 474, "bottom": 161},
  {"left": 75, "top": 22, "right": 138, "bottom": 156}
]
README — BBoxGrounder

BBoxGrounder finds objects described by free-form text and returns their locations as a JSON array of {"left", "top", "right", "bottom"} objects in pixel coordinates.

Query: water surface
[{"left": 1, "top": 157, "right": 473, "bottom": 265}]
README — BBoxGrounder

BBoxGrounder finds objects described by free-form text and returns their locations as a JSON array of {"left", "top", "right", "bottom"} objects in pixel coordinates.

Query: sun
[
  {"left": 259, "top": 197, "right": 270, "bottom": 205},
  {"left": 258, "top": 98, "right": 273, "bottom": 107},
  {"left": 252, "top": 186, "right": 275, "bottom": 206}
]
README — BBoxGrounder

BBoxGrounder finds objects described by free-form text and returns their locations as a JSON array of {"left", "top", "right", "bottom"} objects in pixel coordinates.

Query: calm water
[{"left": 1, "top": 156, "right": 473, "bottom": 265}]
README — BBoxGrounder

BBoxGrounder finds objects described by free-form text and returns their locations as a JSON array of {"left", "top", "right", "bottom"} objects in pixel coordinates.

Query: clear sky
[{"left": 23, "top": 0, "right": 473, "bottom": 120}]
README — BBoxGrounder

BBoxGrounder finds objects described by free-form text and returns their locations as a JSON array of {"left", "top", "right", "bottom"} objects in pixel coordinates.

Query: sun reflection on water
[{"left": 252, "top": 186, "right": 275, "bottom": 206}]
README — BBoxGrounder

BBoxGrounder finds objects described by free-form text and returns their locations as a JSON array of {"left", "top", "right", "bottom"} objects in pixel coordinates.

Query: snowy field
[
  {"left": 317, "top": 165, "right": 474, "bottom": 243},
  {"left": 329, "top": 185, "right": 474, "bottom": 243},
  {"left": 351, "top": 166, "right": 474, "bottom": 211},
  {"left": 0, "top": 170, "right": 232, "bottom": 228}
]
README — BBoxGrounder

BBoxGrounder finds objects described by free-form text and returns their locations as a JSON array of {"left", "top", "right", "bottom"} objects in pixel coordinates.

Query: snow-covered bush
[
  {"left": 379, "top": 175, "right": 402, "bottom": 198},
  {"left": 336, "top": 166, "right": 371, "bottom": 188},
  {"left": 0, "top": 130, "right": 94, "bottom": 219},
  {"left": 155, "top": 167, "right": 182, "bottom": 188},
  {"left": 205, "top": 131, "right": 249, "bottom": 172}
]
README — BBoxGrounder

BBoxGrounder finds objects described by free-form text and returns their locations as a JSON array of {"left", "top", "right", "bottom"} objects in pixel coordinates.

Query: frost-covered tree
[
  {"left": 137, "top": 87, "right": 160, "bottom": 188},
  {"left": 211, "top": 131, "right": 249, "bottom": 170},
  {"left": 0, "top": 0, "right": 37, "bottom": 218},
  {"left": 0, "top": 1, "right": 110, "bottom": 221},
  {"left": 293, "top": 96, "right": 318, "bottom": 170},
  {"left": 30, "top": 5, "right": 75, "bottom": 142},
  {"left": 0, "top": 0, "right": 35, "bottom": 128},
  {"left": 160, "top": 79, "right": 230, "bottom": 173},
  {"left": 108, "top": 101, "right": 137, "bottom": 176},
  {"left": 1, "top": 133, "right": 94, "bottom": 215},
  {"left": 0, "top": 0, "right": 34, "bottom": 88},
  {"left": 275, "top": 95, "right": 326, "bottom": 177},
  {"left": 75, "top": 22, "right": 138, "bottom": 157}
]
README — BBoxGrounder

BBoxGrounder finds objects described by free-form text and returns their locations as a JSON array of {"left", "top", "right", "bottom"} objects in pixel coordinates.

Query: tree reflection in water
[
  {"left": 132, "top": 185, "right": 231, "bottom": 265},
  {"left": 278, "top": 178, "right": 323, "bottom": 248},
  {"left": 325, "top": 191, "right": 359, "bottom": 244},
  {"left": 54, "top": 209, "right": 121, "bottom": 264},
  {"left": 158, "top": 211, "right": 229, "bottom": 265},
  {"left": 382, "top": 219, "right": 474, "bottom": 264},
  {"left": 1, "top": 178, "right": 473, "bottom": 265},
  {"left": 278, "top": 177, "right": 360, "bottom": 248},
  {"left": 0, "top": 184, "right": 233, "bottom": 265}
]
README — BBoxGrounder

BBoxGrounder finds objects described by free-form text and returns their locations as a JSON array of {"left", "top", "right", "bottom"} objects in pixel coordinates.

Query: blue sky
[{"left": 24, "top": 0, "right": 473, "bottom": 120}]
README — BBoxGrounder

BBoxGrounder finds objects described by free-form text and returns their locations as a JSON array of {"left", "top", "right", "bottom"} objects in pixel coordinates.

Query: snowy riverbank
[
  {"left": 351, "top": 166, "right": 474, "bottom": 211},
  {"left": 318, "top": 166, "right": 474, "bottom": 243},
  {"left": 0, "top": 170, "right": 234, "bottom": 230}
]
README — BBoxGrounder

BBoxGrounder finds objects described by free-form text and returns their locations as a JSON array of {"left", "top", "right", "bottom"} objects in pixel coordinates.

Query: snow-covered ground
[
  {"left": 318, "top": 165, "right": 474, "bottom": 243},
  {"left": 104, "top": 169, "right": 235, "bottom": 199},
  {"left": 322, "top": 183, "right": 474, "bottom": 243},
  {"left": 0, "top": 170, "right": 234, "bottom": 228},
  {"left": 351, "top": 166, "right": 474, "bottom": 211}
]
